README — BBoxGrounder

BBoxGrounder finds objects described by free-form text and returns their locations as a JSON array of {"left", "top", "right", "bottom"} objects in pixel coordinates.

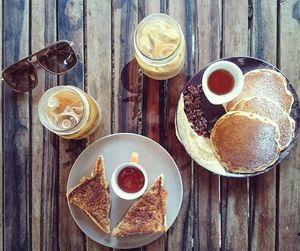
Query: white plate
[{"left": 67, "top": 133, "right": 183, "bottom": 249}]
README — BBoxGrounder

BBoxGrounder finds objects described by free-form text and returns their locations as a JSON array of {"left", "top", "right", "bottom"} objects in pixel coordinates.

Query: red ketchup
[
  {"left": 117, "top": 166, "right": 145, "bottom": 193},
  {"left": 208, "top": 69, "right": 234, "bottom": 95}
]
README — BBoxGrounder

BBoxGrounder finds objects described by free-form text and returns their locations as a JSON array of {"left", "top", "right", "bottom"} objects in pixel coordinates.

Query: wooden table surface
[{"left": 1, "top": 0, "right": 300, "bottom": 250}]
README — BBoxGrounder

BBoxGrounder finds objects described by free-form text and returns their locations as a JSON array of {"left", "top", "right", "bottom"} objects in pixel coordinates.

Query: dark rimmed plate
[{"left": 176, "top": 56, "right": 300, "bottom": 177}]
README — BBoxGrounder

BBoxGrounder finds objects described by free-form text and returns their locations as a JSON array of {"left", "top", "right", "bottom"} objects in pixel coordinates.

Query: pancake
[
  {"left": 230, "top": 97, "right": 295, "bottom": 149},
  {"left": 225, "top": 69, "right": 294, "bottom": 113},
  {"left": 211, "top": 111, "right": 281, "bottom": 173}
]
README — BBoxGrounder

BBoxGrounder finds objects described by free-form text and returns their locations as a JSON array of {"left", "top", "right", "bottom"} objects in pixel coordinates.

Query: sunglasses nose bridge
[{"left": 30, "top": 55, "right": 38, "bottom": 63}]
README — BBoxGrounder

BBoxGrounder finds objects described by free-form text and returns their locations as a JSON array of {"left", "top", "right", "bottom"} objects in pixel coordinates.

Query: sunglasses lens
[
  {"left": 38, "top": 42, "right": 77, "bottom": 74},
  {"left": 2, "top": 60, "right": 38, "bottom": 92}
]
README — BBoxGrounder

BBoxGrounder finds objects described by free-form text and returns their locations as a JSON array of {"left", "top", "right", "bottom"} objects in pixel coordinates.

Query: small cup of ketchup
[
  {"left": 111, "top": 153, "right": 148, "bottom": 200},
  {"left": 202, "top": 61, "right": 244, "bottom": 105}
]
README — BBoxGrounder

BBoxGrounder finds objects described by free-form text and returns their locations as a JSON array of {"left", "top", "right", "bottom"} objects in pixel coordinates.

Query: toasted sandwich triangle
[
  {"left": 67, "top": 156, "right": 111, "bottom": 234},
  {"left": 112, "top": 175, "right": 167, "bottom": 236}
]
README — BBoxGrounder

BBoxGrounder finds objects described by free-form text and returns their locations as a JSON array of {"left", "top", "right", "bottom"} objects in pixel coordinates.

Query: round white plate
[{"left": 67, "top": 133, "right": 183, "bottom": 249}]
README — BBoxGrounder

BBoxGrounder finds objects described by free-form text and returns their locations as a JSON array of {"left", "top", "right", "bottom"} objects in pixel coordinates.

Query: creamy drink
[
  {"left": 38, "top": 86, "right": 100, "bottom": 139},
  {"left": 134, "top": 13, "right": 185, "bottom": 80}
]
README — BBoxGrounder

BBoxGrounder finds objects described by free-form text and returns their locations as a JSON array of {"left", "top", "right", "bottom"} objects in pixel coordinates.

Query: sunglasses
[{"left": 1, "top": 40, "right": 77, "bottom": 92}]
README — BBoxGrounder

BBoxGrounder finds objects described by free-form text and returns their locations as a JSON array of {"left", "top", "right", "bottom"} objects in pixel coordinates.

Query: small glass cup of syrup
[
  {"left": 202, "top": 61, "right": 244, "bottom": 105},
  {"left": 111, "top": 154, "right": 148, "bottom": 200}
]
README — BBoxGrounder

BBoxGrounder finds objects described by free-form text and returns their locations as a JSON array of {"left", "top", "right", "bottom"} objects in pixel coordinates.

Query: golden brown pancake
[
  {"left": 231, "top": 97, "right": 295, "bottom": 149},
  {"left": 225, "top": 69, "right": 294, "bottom": 113},
  {"left": 211, "top": 111, "right": 281, "bottom": 173}
]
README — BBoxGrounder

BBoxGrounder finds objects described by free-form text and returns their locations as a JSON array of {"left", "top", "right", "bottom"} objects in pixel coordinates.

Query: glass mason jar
[
  {"left": 38, "top": 85, "right": 100, "bottom": 139},
  {"left": 134, "top": 13, "right": 186, "bottom": 80}
]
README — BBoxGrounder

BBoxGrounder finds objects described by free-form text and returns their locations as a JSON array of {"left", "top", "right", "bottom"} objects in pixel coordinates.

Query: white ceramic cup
[
  {"left": 202, "top": 61, "right": 244, "bottom": 105},
  {"left": 111, "top": 162, "right": 148, "bottom": 200}
]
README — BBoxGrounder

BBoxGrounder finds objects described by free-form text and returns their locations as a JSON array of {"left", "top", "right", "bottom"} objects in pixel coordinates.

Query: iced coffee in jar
[
  {"left": 38, "top": 85, "right": 100, "bottom": 139},
  {"left": 134, "top": 13, "right": 185, "bottom": 80}
]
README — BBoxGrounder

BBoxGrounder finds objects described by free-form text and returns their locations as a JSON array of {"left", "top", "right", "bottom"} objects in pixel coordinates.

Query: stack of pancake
[{"left": 211, "top": 69, "right": 295, "bottom": 173}]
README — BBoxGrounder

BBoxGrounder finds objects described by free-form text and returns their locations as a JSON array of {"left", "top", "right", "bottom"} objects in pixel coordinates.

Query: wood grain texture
[
  {"left": 0, "top": 0, "right": 2, "bottom": 249},
  {"left": 248, "top": 0, "right": 277, "bottom": 250},
  {"left": 220, "top": 178, "right": 249, "bottom": 251},
  {"left": 222, "top": 0, "right": 249, "bottom": 57},
  {"left": 166, "top": 73, "right": 192, "bottom": 251},
  {"left": 86, "top": 0, "right": 112, "bottom": 144},
  {"left": 141, "top": 76, "right": 163, "bottom": 143},
  {"left": 2, "top": 1, "right": 300, "bottom": 250},
  {"left": 167, "top": 1, "right": 193, "bottom": 250},
  {"left": 112, "top": 1, "right": 142, "bottom": 251},
  {"left": 278, "top": 0, "right": 300, "bottom": 250},
  {"left": 194, "top": 0, "right": 221, "bottom": 250},
  {"left": 31, "top": 0, "right": 59, "bottom": 250},
  {"left": 139, "top": 0, "right": 165, "bottom": 146},
  {"left": 57, "top": 0, "right": 86, "bottom": 250},
  {"left": 140, "top": 1, "right": 167, "bottom": 250},
  {"left": 112, "top": 0, "right": 140, "bottom": 134},
  {"left": 221, "top": 1, "right": 249, "bottom": 251},
  {"left": 251, "top": 0, "right": 277, "bottom": 63},
  {"left": 85, "top": 0, "right": 112, "bottom": 250},
  {"left": 3, "top": 0, "right": 31, "bottom": 250},
  {"left": 195, "top": 171, "right": 220, "bottom": 251}
]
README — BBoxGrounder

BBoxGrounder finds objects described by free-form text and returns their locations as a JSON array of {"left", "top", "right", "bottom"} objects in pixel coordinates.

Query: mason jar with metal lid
[{"left": 134, "top": 13, "right": 186, "bottom": 80}]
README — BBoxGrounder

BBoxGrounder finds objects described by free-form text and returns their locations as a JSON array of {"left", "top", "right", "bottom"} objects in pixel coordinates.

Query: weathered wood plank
[
  {"left": 86, "top": 0, "right": 112, "bottom": 144},
  {"left": 221, "top": 1, "right": 249, "bottom": 250},
  {"left": 195, "top": 170, "right": 220, "bottom": 251},
  {"left": 194, "top": 0, "right": 221, "bottom": 250},
  {"left": 220, "top": 178, "right": 248, "bottom": 251},
  {"left": 248, "top": 172, "right": 276, "bottom": 251},
  {"left": 138, "top": 4, "right": 165, "bottom": 154},
  {"left": 31, "top": 0, "right": 59, "bottom": 250},
  {"left": 0, "top": 2, "right": 4, "bottom": 250},
  {"left": 112, "top": 1, "right": 142, "bottom": 251},
  {"left": 248, "top": 0, "right": 277, "bottom": 250},
  {"left": 141, "top": 76, "right": 163, "bottom": 143},
  {"left": 251, "top": 0, "right": 277, "bottom": 62},
  {"left": 3, "top": 0, "right": 31, "bottom": 250},
  {"left": 85, "top": 0, "right": 112, "bottom": 250},
  {"left": 112, "top": 0, "right": 140, "bottom": 134},
  {"left": 0, "top": 0, "right": 3, "bottom": 249},
  {"left": 167, "top": 1, "right": 194, "bottom": 250},
  {"left": 166, "top": 74, "right": 192, "bottom": 251},
  {"left": 139, "top": 0, "right": 166, "bottom": 145},
  {"left": 57, "top": 0, "right": 86, "bottom": 250},
  {"left": 278, "top": 0, "right": 300, "bottom": 250},
  {"left": 140, "top": 1, "right": 167, "bottom": 250}
]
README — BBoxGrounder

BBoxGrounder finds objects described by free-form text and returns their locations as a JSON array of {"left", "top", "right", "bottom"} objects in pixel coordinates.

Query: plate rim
[{"left": 66, "top": 132, "right": 184, "bottom": 249}]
